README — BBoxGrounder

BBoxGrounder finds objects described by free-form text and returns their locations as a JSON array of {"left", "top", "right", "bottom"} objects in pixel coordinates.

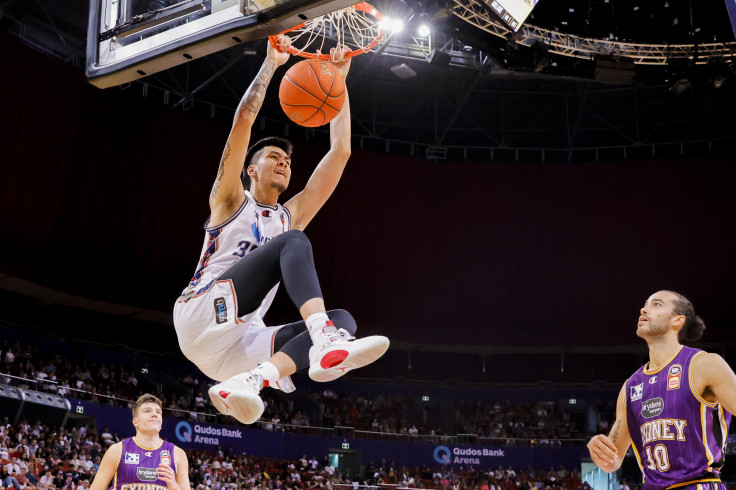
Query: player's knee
[
  {"left": 284, "top": 229, "right": 310, "bottom": 245},
  {"left": 328, "top": 308, "right": 356, "bottom": 335}
]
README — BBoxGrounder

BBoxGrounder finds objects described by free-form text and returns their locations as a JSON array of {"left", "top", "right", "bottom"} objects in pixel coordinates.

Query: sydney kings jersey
[
  {"left": 180, "top": 190, "right": 291, "bottom": 314},
  {"left": 625, "top": 346, "right": 731, "bottom": 489},
  {"left": 114, "top": 438, "right": 177, "bottom": 490}
]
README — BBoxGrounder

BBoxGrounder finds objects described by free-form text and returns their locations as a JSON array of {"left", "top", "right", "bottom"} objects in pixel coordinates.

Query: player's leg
[
  {"left": 219, "top": 229, "right": 323, "bottom": 318},
  {"left": 209, "top": 308, "right": 388, "bottom": 425},
  {"left": 219, "top": 229, "right": 388, "bottom": 379},
  {"left": 209, "top": 230, "right": 388, "bottom": 424}
]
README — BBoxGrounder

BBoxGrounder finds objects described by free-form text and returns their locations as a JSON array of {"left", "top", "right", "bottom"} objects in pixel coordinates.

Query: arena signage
[
  {"left": 73, "top": 400, "right": 587, "bottom": 470},
  {"left": 173, "top": 420, "right": 243, "bottom": 446},
  {"left": 433, "top": 445, "right": 506, "bottom": 466}
]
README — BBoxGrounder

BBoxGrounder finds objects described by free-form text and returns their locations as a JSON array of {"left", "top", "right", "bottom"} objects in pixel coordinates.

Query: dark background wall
[{"left": 2, "top": 36, "right": 735, "bottom": 351}]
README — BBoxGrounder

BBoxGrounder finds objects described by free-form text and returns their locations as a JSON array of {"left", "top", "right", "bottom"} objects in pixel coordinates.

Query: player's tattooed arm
[
  {"left": 587, "top": 385, "right": 631, "bottom": 473},
  {"left": 235, "top": 36, "right": 290, "bottom": 122},
  {"left": 210, "top": 143, "right": 230, "bottom": 199},
  {"left": 236, "top": 60, "right": 277, "bottom": 120},
  {"left": 611, "top": 420, "right": 622, "bottom": 443},
  {"left": 209, "top": 38, "right": 289, "bottom": 218}
]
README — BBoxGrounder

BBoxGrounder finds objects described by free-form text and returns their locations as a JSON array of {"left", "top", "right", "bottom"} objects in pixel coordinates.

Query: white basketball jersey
[{"left": 181, "top": 190, "right": 291, "bottom": 319}]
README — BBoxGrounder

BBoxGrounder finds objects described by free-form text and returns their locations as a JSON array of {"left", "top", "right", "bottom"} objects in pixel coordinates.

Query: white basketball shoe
[
  {"left": 208, "top": 372, "right": 265, "bottom": 425},
  {"left": 308, "top": 326, "right": 390, "bottom": 382}
]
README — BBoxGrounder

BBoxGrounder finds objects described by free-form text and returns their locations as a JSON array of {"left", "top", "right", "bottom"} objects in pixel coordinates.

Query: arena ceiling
[{"left": 1, "top": 0, "right": 735, "bottom": 155}]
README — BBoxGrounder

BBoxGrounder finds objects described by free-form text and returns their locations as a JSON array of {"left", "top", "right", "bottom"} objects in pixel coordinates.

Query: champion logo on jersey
[
  {"left": 630, "top": 383, "right": 644, "bottom": 401},
  {"left": 145, "top": 451, "right": 153, "bottom": 457},
  {"left": 262, "top": 210, "right": 271, "bottom": 217},
  {"left": 648, "top": 376, "right": 657, "bottom": 384},
  {"left": 124, "top": 452, "right": 140, "bottom": 464}
]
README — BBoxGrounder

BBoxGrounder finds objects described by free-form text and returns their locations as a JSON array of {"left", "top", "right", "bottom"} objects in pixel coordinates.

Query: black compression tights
[
  {"left": 220, "top": 229, "right": 322, "bottom": 316},
  {"left": 219, "top": 230, "right": 357, "bottom": 371}
]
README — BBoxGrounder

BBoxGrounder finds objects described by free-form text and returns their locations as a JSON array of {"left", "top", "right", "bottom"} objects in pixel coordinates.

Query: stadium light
[
  {"left": 380, "top": 17, "right": 404, "bottom": 33},
  {"left": 417, "top": 24, "right": 430, "bottom": 37}
]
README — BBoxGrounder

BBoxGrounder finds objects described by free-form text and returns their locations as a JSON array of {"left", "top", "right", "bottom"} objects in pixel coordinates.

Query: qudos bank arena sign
[
  {"left": 433, "top": 445, "right": 506, "bottom": 466},
  {"left": 174, "top": 421, "right": 243, "bottom": 446}
]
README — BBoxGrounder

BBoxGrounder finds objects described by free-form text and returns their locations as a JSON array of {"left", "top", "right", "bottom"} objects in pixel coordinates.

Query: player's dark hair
[
  {"left": 132, "top": 393, "right": 163, "bottom": 417},
  {"left": 666, "top": 290, "right": 706, "bottom": 342},
  {"left": 241, "top": 137, "right": 293, "bottom": 191}
]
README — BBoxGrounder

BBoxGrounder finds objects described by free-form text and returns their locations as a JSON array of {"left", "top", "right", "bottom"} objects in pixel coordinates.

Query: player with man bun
[{"left": 587, "top": 290, "right": 736, "bottom": 489}]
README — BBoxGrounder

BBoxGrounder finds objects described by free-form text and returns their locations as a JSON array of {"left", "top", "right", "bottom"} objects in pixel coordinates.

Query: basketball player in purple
[
  {"left": 90, "top": 394, "right": 190, "bottom": 490},
  {"left": 587, "top": 291, "right": 736, "bottom": 489}
]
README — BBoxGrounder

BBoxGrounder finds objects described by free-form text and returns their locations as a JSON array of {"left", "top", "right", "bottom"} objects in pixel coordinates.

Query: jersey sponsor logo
[
  {"left": 667, "top": 364, "right": 682, "bottom": 390},
  {"left": 641, "top": 397, "right": 664, "bottom": 418},
  {"left": 125, "top": 452, "right": 140, "bottom": 464},
  {"left": 251, "top": 221, "right": 263, "bottom": 243},
  {"left": 640, "top": 418, "right": 687, "bottom": 445},
  {"left": 631, "top": 383, "right": 644, "bottom": 401},
  {"left": 214, "top": 297, "right": 228, "bottom": 324},
  {"left": 136, "top": 467, "right": 159, "bottom": 482},
  {"left": 649, "top": 376, "right": 657, "bottom": 384},
  {"left": 160, "top": 450, "right": 171, "bottom": 467}
]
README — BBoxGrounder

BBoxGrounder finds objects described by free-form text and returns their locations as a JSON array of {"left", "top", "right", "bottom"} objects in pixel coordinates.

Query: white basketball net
[{"left": 275, "top": 3, "right": 383, "bottom": 61}]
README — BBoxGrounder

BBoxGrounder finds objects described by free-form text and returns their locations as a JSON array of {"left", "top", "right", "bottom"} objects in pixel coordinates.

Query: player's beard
[
  {"left": 271, "top": 181, "right": 286, "bottom": 194},
  {"left": 636, "top": 318, "right": 669, "bottom": 341}
]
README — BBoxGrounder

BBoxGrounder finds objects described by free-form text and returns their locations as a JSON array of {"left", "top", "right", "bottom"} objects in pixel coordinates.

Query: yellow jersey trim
[
  {"left": 631, "top": 441, "right": 645, "bottom": 476},
  {"left": 688, "top": 352, "right": 717, "bottom": 407},
  {"left": 132, "top": 437, "right": 164, "bottom": 451},
  {"left": 666, "top": 478, "right": 721, "bottom": 489},
  {"left": 644, "top": 345, "right": 684, "bottom": 375},
  {"left": 700, "top": 405, "right": 715, "bottom": 467}
]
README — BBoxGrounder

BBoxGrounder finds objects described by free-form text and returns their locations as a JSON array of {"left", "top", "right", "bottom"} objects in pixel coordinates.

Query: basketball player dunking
[
  {"left": 90, "top": 394, "right": 190, "bottom": 490},
  {"left": 587, "top": 291, "right": 736, "bottom": 489},
  {"left": 173, "top": 37, "right": 389, "bottom": 425}
]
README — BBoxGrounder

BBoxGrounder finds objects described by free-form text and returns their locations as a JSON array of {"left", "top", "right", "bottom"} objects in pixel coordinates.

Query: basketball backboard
[{"left": 86, "top": 0, "right": 357, "bottom": 88}]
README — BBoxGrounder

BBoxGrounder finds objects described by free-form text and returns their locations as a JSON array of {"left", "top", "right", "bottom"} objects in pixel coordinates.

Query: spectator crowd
[
  {"left": 1, "top": 339, "right": 588, "bottom": 444},
  {"left": 0, "top": 418, "right": 610, "bottom": 490}
]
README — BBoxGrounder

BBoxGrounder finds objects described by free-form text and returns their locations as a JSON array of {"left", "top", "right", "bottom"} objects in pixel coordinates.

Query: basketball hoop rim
[{"left": 268, "top": 2, "right": 384, "bottom": 60}]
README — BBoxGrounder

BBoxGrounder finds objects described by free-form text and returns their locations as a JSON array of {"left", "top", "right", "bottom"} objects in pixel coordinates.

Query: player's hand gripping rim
[{"left": 267, "top": 34, "right": 291, "bottom": 67}]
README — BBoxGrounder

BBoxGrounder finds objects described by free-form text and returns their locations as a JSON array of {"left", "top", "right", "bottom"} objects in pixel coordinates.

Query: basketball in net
[{"left": 279, "top": 59, "right": 346, "bottom": 127}]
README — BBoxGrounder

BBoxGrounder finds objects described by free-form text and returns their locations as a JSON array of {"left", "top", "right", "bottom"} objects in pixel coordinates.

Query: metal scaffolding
[{"left": 451, "top": 0, "right": 736, "bottom": 65}]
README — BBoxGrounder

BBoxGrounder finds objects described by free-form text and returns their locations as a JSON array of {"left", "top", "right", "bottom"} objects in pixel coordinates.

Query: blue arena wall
[{"left": 74, "top": 399, "right": 587, "bottom": 470}]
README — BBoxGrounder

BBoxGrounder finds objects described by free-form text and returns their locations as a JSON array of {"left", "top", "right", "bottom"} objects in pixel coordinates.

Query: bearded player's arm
[
  {"left": 89, "top": 442, "right": 121, "bottom": 490},
  {"left": 209, "top": 36, "right": 290, "bottom": 224},
  {"left": 285, "top": 50, "right": 351, "bottom": 231},
  {"left": 587, "top": 385, "right": 632, "bottom": 472},
  {"left": 692, "top": 352, "right": 736, "bottom": 414}
]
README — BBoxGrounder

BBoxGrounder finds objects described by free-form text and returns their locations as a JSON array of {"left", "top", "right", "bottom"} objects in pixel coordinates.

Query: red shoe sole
[{"left": 321, "top": 350, "right": 349, "bottom": 368}]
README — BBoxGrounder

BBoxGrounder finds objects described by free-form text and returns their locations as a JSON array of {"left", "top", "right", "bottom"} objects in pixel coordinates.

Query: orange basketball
[{"left": 279, "top": 59, "right": 346, "bottom": 128}]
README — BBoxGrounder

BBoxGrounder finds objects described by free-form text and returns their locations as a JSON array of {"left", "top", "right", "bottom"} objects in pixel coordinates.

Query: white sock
[
  {"left": 251, "top": 362, "right": 280, "bottom": 386},
  {"left": 306, "top": 312, "right": 335, "bottom": 344}
]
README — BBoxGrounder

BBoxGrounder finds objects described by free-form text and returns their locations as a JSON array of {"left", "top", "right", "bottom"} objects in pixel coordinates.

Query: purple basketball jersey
[
  {"left": 625, "top": 346, "right": 731, "bottom": 489},
  {"left": 113, "top": 438, "right": 177, "bottom": 490}
]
